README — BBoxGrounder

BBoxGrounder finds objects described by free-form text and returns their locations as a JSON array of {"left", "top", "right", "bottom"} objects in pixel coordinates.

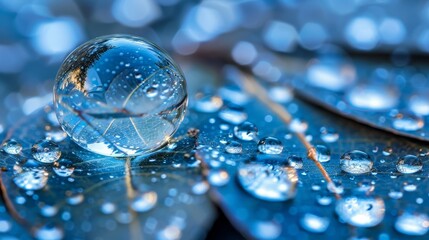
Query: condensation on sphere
[{"left": 54, "top": 35, "right": 187, "bottom": 157}]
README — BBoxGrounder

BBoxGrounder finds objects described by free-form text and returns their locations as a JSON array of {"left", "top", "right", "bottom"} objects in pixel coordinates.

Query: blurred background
[{"left": 2, "top": 0, "right": 429, "bottom": 136}]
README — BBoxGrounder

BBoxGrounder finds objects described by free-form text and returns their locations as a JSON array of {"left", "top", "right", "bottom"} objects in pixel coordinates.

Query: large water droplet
[
  {"left": 340, "top": 150, "right": 373, "bottom": 174},
  {"left": 395, "top": 211, "right": 429, "bottom": 236},
  {"left": 258, "top": 137, "right": 283, "bottom": 154},
  {"left": 335, "top": 195, "right": 385, "bottom": 227},
  {"left": 392, "top": 113, "right": 424, "bottom": 131},
  {"left": 299, "top": 213, "right": 330, "bottom": 233},
  {"left": 32, "top": 140, "right": 61, "bottom": 163},
  {"left": 396, "top": 155, "right": 423, "bottom": 174},
  {"left": 1, "top": 139, "right": 22, "bottom": 155},
  {"left": 237, "top": 160, "right": 298, "bottom": 201},
  {"left": 130, "top": 191, "right": 157, "bottom": 212},
  {"left": 53, "top": 159, "right": 75, "bottom": 177},
  {"left": 234, "top": 121, "right": 258, "bottom": 141}
]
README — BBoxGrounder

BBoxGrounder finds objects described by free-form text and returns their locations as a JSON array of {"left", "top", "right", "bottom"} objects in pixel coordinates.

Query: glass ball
[{"left": 54, "top": 35, "right": 187, "bottom": 157}]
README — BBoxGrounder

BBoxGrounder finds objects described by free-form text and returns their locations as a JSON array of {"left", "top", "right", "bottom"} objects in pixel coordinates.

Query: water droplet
[
  {"left": 225, "top": 141, "right": 242, "bottom": 154},
  {"left": 45, "top": 128, "right": 68, "bottom": 142},
  {"left": 2, "top": 139, "right": 22, "bottom": 155},
  {"left": 193, "top": 93, "right": 223, "bottom": 113},
  {"left": 287, "top": 155, "right": 303, "bottom": 169},
  {"left": 409, "top": 93, "right": 429, "bottom": 116},
  {"left": 131, "top": 191, "right": 157, "bottom": 212},
  {"left": 191, "top": 181, "right": 209, "bottom": 195},
  {"left": 327, "top": 180, "right": 344, "bottom": 194},
  {"left": 0, "top": 219, "right": 11, "bottom": 232},
  {"left": 100, "top": 202, "right": 116, "bottom": 215},
  {"left": 357, "top": 179, "right": 375, "bottom": 193},
  {"left": 392, "top": 113, "right": 424, "bottom": 131},
  {"left": 237, "top": 160, "right": 298, "bottom": 201},
  {"left": 388, "top": 190, "right": 403, "bottom": 199},
  {"left": 40, "top": 205, "right": 58, "bottom": 217},
  {"left": 319, "top": 127, "right": 339, "bottom": 143},
  {"left": 145, "top": 87, "right": 158, "bottom": 98},
  {"left": 335, "top": 195, "right": 385, "bottom": 227},
  {"left": 395, "top": 211, "right": 429, "bottom": 236},
  {"left": 157, "top": 224, "right": 182, "bottom": 240},
  {"left": 54, "top": 35, "right": 187, "bottom": 157},
  {"left": 32, "top": 140, "right": 61, "bottom": 163},
  {"left": 208, "top": 169, "right": 230, "bottom": 187},
  {"left": 289, "top": 119, "right": 308, "bottom": 133},
  {"left": 315, "top": 145, "right": 331, "bottom": 162},
  {"left": 340, "top": 150, "right": 373, "bottom": 174},
  {"left": 234, "top": 122, "right": 258, "bottom": 141},
  {"left": 397, "top": 155, "right": 423, "bottom": 174},
  {"left": 316, "top": 192, "right": 333, "bottom": 206},
  {"left": 300, "top": 213, "right": 330, "bottom": 233},
  {"left": 403, "top": 182, "right": 417, "bottom": 192},
  {"left": 66, "top": 192, "right": 84, "bottom": 205},
  {"left": 13, "top": 169, "right": 48, "bottom": 191},
  {"left": 346, "top": 83, "right": 398, "bottom": 110},
  {"left": 52, "top": 159, "right": 75, "bottom": 177},
  {"left": 382, "top": 146, "right": 393, "bottom": 156},
  {"left": 34, "top": 224, "right": 63, "bottom": 240},
  {"left": 218, "top": 106, "right": 248, "bottom": 125},
  {"left": 258, "top": 137, "right": 283, "bottom": 154},
  {"left": 268, "top": 86, "right": 293, "bottom": 103}
]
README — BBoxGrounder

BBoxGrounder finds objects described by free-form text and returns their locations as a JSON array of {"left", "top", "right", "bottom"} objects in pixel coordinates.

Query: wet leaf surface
[
  {"left": 191, "top": 67, "right": 429, "bottom": 239},
  {"left": 0, "top": 106, "right": 215, "bottom": 239}
]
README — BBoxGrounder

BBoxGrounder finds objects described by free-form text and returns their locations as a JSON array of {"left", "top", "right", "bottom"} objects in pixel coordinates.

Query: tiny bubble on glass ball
[{"left": 53, "top": 35, "right": 188, "bottom": 157}]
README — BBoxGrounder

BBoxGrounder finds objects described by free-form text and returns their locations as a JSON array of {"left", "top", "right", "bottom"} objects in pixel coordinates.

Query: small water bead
[
  {"left": 218, "top": 106, "right": 247, "bottom": 125},
  {"left": 317, "top": 193, "right": 333, "bottom": 206},
  {"left": 237, "top": 160, "right": 298, "bottom": 201},
  {"left": 357, "top": 179, "right": 375, "bottom": 193},
  {"left": 32, "top": 140, "right": 61, "bottom": 163},
  {"left": 289, "top": 119, "right": 308, "bottom": 133},
  {"left": 2, "top": 139, "right": 22, "bottom": 155},
  {"left": 409, "top": 93, "right": 429, "bottom": 116},
  {"left": 335, "top": 195, "right": 385, "bottom": 227},
  {"left": 54, "top": 35, "right": 187, "bottom": 157},
  {"left": 208, "top": 169, "right": 230, "bottom": 187},
  {"left": 392, "top": 113, "right": 424, "bottom": 131},
  {"left": 320, "top": 127, "right": 339, "bottom": 143},
  {"left": 340, "top": 150, "right": 373, "bottom": 174},
  {"left": 395, "top": 211, "right": 429, "bottom": 236},
  {"left": 382, "top": 147, "right": 393, "bottom": 156},
  {"left": 225, "top": 141, "right": 242, "bottom": 154},
  {"left": 397, "top": 155, "right": 423, "bottom": 174},
  {"left": 193, "top": 93, "right": 223, "bottom": 113},
  {"left": 234, "top": 121, "right": 258, "bottom": 141},
  {"left": 388, "top": 190, "right": 403, "bottom": 199},
  {"left": 34, "top": 224, "right": 64, "bottom": 240},
  {"left": 287, "top": 155, "right": 303, "bottom": 169},
  {"left": 403, "top": 182, "right": 417, "bottom": 192},
  {"left": 299, "top": 213, "right": 330, "bottom": 233},
  {"left": 315, "top": 145, "right": 331, "bottom": 162},
  {"left": 268, "top": 86, "right": 293, "bottom": 103},
  {"left": 101, "top": 202, "right": 117, "bottom": 215},
  {"left": 40, "top": 205, "right": 58, "bottom": 217},
  {"left": 66, "top": 192, "right": 84, "bottom": 205},
  {"left": 345, "top": 83, "right": 399, "bottom": 110},
  {"left": 53, "top": 159, "right": 75, "bottom": 177},
  {"left": 191, "top": 181, "right": 210, "bottom": 195},
  {"left": 327, "top": 181, "right": 344, "bottom": 194},
  {"left": 130, "top": 191, "right": 157, "bottom": 212},
  {"left": 13, "top": 169, "right": 48, "bottom": 191},
  {"left": 258, "top": 137, "right": 283, "bottom": 154}
]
